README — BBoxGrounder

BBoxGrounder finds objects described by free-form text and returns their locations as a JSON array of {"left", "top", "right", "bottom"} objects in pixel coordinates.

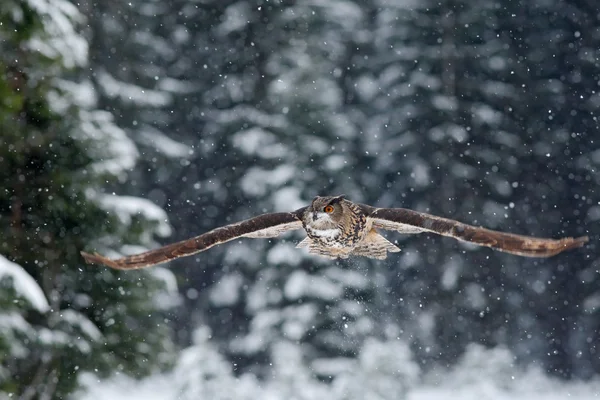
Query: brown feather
[
  {"left": 350, "top": 229, "right": 401, "bottom": 260},
  {"left": 370, "top": 208, "right": 588, "bottom": 257},
  {"left": 81, "top": 211, "right": 304, "bottom": 270}
]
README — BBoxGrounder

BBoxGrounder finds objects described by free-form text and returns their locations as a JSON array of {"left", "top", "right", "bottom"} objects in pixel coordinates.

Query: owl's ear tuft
[{"left": 331, "top": 194, "right": 346, "bottom": 203}]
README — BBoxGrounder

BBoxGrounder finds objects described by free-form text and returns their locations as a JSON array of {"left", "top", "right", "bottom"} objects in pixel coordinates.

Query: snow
[
  {"left": 77, "top": 373, "right": 175, "bottom": 400},
  {"left": 139, "top": 127, "right": 193, "bottom": 158},
  {"left": 432, "top": 95, "right": 458, "bottom": 111},
  {"left": 324, "top": 155, "right": 348, "bottom": 171},
  {"left": 472, "top": 103, "right": 502, "bottom": 125},
  {"left": 49, "top": 79, "right": 98, "bottom": 113},
  {"left": 148, "top": 267, "right": 181, "bottom": 309},
  {"left": 96, "top": 69, "right": 172, "bottom": 107},
  {"left": 91, "top": 192, "right": 172, "bottom": 238},
  {"left": 51, "top": 310, "right": 102, "bottom": 341},
  {"left": 355, "top": 75, "right": 379, "bottom": 102},
  {"left": 314, "top": 1, "right": 363, "bottom": 31},
  {"left": 216, "top": 2, "right": 252, "bottom": 36},
  {"left": 149, "top": 267, "right": 178, "bottom": 294},
  {"left": 79, "top": 110, "right": 139, "bottom": 176},
  {"left": 284, "top": 270, "right": 343, "bottom": 301},
  {"left": 208, "top": 105, "right": 288, "bottom": 130},
  {"left": 0, "top": 312, "right": 35, "bottom": 358},
  {"left": 241, "top": 165, "right": 296, "bottom": 196},
  {"left": 209, "top": 273, "right": 243, "bottom": 306},
  {"left": 410, "top": 161, "right": 430, "bottom": 187},
  {"left": 271, "top": 187, "right": 305, "bottom": 212},
  {"left": 43, "top": 310, "right": 103, "bottom": 353},
  {"left": 157, "top": 77, "right": 198, "bottom": 93},
  {"left": 27, "top": 0, "right": 88, "bottom": 68},
  {"left": 267, "top": 243, "right": 303, "bottom": 266},
  {"left": 0, "top": 255, "right": 49, "bottom": 312},
  {"left": 280, "top": 304, "right": 318, "bottom": 340},
  {"left": 231, "top": 128, "right": 289, "bottom": 159},
  {"left": 76, "top": 341, "right": 600, "bottom": 400}
]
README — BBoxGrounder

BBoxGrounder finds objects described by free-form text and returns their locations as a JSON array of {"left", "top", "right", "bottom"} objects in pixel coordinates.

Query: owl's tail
[{"left": 350, "top": 229, "right": 401, "bottom": 260}]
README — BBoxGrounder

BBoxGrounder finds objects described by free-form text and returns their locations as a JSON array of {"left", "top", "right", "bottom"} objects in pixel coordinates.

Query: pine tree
[
  {"left": 366, "top": 0, "right": 597, "bottom": 377},
  {"left": 0, "top": 1, "right": 175, "bottom": 398},
  {"left": 105, "top": 0, "right": 399, "bottom": 379}
]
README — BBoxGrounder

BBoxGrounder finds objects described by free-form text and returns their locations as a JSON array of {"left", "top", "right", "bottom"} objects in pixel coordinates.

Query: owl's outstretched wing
[
  {"left": 81, "top": 209, "right": 306, "bottom": 270},
  {"left": 369, "top": 207, "right": 588, "bottom": 257}
]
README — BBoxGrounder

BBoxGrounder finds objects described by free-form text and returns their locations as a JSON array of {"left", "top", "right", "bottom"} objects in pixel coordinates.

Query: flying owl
[{"left": 81, "top": 195, "right": 588, "bottom": 270}]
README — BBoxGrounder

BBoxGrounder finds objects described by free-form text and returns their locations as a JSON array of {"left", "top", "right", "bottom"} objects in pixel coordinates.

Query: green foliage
[{"left": 0, "top": 1, "right": 175, "bottom": 399}]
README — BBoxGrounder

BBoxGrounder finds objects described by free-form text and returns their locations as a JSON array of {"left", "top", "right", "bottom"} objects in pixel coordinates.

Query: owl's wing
[
  {"left": 81, "top": 209, "right": 306, "bottom": 270},
  {"left": 369, "top": 207, "right": 588, "bottom": 257}
]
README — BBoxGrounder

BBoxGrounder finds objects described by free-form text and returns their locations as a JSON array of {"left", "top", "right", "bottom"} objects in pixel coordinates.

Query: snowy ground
[
  {"left": 76, "top": 371, "right": 600, "bottom": 400},
  {"left": 76, "top": 343, "right": 600, "bottom": 400}
]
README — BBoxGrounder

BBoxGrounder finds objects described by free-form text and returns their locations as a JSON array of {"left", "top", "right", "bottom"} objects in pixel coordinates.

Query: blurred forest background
[{"left": 1, "top": 0, "right": 599, "bottom": 399}]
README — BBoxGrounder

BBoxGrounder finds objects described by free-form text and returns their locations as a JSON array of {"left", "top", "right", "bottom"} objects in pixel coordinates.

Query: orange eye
[{"left": 324, "top": 205, "right": 334, "bottom": 213}]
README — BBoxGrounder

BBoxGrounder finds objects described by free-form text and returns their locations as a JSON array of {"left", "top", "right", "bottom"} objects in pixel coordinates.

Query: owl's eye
[{"left": 324, "top": 205, "right": 334, "bottom": 213}]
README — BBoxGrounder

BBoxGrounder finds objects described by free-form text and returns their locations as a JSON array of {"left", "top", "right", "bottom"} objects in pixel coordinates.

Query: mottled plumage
[{"left": 81, "top": 195, "right": 588, "bottom": 269}]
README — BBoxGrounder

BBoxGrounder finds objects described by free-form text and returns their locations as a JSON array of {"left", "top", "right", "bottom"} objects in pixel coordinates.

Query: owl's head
[{"left": 307, "top": 195, "right": 347, "bottom": 226}]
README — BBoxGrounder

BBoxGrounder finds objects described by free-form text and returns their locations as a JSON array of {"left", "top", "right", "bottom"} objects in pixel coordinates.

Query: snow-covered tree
[
  {"left": 0, "top": 1, "right": 176, "bottom": 398},
  {"left": 30, "top": 0, "right": 598, "bottom": 390}
]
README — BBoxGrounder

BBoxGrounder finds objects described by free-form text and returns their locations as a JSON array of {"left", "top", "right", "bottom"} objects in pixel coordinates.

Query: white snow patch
[
  {"left": 316, "top": 1, "right": 363, "bottom": 30},
  {"left": 78, "top": 110, "right": 139, "bottom": 175},
  {"left": 0, "top": 255, "right": 49, "bottom": 312},
  {"left": 27, "top": 0, "right": 88, "bottom": 68},
  {"left": 97, "top": 69, "right": 171, "bottom": 107},
  {"left": 39, "top": 310, "right": 106, "bottom": 354},
  {"left": 272, "top": 187, "right": 305, "bottom": 212},
  {"left": 231, "top": 127, "right": 289, "bottom": 159},
  {"left": 411, "top": 160, "right": 430, "bottom": 187},
  {"left": 332, "top": 338, "right": 419, "bottom": 399},
  {"left": 209, "top": 273, "right": 243, "bottom": 306},
  {"left": 0, "top": 312, "right": 35, "bottom": 358},
  {"left": 90, "top": 191, "right": 171, "bottom": 238},
  {"left": 224, "top": 242, "right": 262, "bottom": 267},
  {"left": 281, "top": 304, "right": 318, "bottom": 340},
  {"left": 324, "top": 267, "right": 369, "bottom": 289},
  {"left": 324, "top": 155, "right": 347, "bottom": 171},
  {"left": 440, "top": 258, "right": 462, "bottom": 290},
  {"left": 147, "top": 266, "right": 181, "bottom": 310},
  {"left": 77, "top": 340, "right": 600, "bottom": 400},
  {"left": 284, "top": 270, "right": 343, "bottom": 301},
  {"left": 240, "top": 165, "right": 296, "bottom": 196},
  {"left": 472, "top": 103, "right": 502, "bottom": 125},
  {"left": 432, "top": 95, "right": 458, "bottom": 111},
  {"left": 270, "top": 74, "right": 342, "bottom": 109},
  {"left": 139, "top": 127, "right": 192, "bottom": 158},
  {"left": 355, "top": 75, "right": 379, "bottom": 102},
  {"left": 267, "top": 243, "right": 303, "bottom": 266},
  {"left": 157, "top": 77, "right": 198, "bottom": 93},
  {"left": 312, "top": 357, "right": 355, "bottom": 377},
  {"left": 208, "top": 105, "right": 288, "bottom": 130},
  {"left": 216, "top": 2, "right": 252, "bottom": 35},
  {"left": 149, "top": 267, "right": 178, "bottom": 294},
  {"left": 49, "top": 79, "right": 97, "bottom": 114},
  {"left": 327, "top": 114, "right": 358, "bottom": 139},
  {"left": 77, "top": 372, "right": 175, "bottom": 400},
  {"left": 429, "top": 123, "right": 468, "bottom": 143}
]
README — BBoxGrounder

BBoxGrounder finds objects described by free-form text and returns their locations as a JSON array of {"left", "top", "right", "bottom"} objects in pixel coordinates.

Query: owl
[{"left": 81, "top": 195, "right": 588, "bottom": 269}]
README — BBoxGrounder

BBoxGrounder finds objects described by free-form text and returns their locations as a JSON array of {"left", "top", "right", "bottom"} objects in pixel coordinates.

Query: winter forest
[{"left": 1, "top": 0, "right": 600, "bottom": 399}]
